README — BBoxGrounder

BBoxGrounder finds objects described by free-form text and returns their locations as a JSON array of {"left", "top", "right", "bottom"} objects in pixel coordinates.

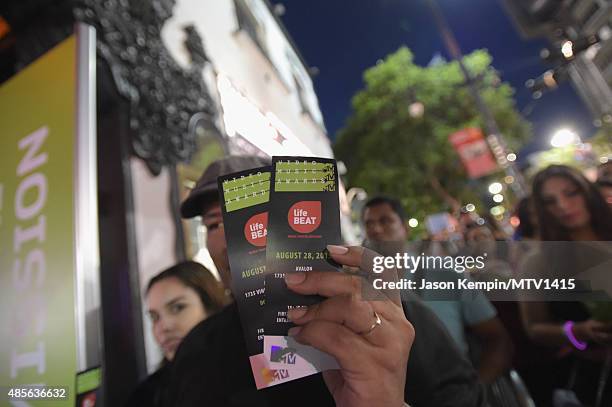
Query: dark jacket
[
  {"left": 162, "top": 294, "right": 485, "bottom": 407},
  {"left": 126, "top": 363, "right": 170, "bottom": 407}
]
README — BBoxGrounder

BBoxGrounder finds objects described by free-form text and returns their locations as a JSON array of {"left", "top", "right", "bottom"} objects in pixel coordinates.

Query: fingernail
[
  {"left": 285, "top": 272, "right": 306, "bottom": 285},
  {"left": 327, "top": 244, "right": 348, "bottom": 255},
  {"left": 288, "top": 326, "right": 302, "bottom": 337},
  {"left": 288, "top": 307, "right": 308, "bottom": 320}
]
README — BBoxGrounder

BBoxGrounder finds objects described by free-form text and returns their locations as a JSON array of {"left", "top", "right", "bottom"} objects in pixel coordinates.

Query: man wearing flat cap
[
  {"left": 180, "top": 156, "right": 270, "bottom": 289},
  {"left": 162, "top": 156, "right": 484, "bottom": 407}
]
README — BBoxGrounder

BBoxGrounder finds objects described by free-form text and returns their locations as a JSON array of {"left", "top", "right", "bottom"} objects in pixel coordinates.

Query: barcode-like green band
[{"left": 222, "top": 172, "right": 271, "bottom": 212}]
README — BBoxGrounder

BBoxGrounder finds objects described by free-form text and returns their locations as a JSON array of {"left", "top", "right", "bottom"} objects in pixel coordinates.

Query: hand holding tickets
[
  {"left": 286, "top": 245, "right": 414, "bottom": 407},
  {"left": 219, "top": 157, "right": 414, "bottom": 403},
  {"left": 219, "top": 157, "right": 343, "bottom": 388}
]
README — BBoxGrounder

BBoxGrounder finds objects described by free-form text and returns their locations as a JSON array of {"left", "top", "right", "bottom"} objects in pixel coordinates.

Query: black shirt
[{"left": 164, "top": 296, "right": 485, "bottom": 407}]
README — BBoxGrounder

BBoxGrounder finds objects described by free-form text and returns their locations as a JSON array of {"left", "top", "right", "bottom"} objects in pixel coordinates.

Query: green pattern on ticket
[
  {"left": 275, "top": 160, "right": 336, "bottom": 192},
  {"left": 76, "top": 367, "right": 101, "bottom": 394},
  {"left": 222, "top": 171, "right": 271, "bottom": 212}
]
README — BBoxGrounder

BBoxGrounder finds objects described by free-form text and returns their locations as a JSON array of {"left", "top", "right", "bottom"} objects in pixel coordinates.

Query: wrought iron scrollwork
[{"left": 75, "top": 0, "right": 218, "bottom": 175}]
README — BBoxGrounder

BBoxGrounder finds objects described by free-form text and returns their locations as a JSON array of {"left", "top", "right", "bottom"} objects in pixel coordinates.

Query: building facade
[{"left": 136, "top": 0, "right": 334, "bottom": 373}]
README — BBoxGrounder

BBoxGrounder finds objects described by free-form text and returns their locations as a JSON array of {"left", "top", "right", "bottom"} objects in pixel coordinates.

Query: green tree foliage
[
  {"left": 590, "top": 125, "right": 612, "bottom": 158},
  {"left": 335, "top": 47, "right": 530, "bottom": 225}
]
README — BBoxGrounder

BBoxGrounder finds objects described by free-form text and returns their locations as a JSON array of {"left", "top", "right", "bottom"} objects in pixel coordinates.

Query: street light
[
  {"left": 540, "top": 35, "right": 599, "bottom": 63},
  {"left": 488, "top": 182, "right": 503, "bottom": 195},
  {"left": 550, "top": 128, "right": 579, "bottom": 148},
  {"left": 493, "top": 194, "right": 504, "bottom": 203},
  {"left": 408, "top": 218, "right": 419, "bottom": 228},
  {"left": 526, "top": 67, "right": 567, "bottom": 99},
  {"left": 561, "top": 40, "right": 574, "bottom": 59}
]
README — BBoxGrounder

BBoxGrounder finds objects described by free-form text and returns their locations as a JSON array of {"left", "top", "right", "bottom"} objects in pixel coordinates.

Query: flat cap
[{"left": 180, "top": 155, "right": 270, "bottom": 218}]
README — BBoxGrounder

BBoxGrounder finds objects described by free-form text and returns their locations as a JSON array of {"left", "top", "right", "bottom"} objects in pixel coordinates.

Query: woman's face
[
  {"left": 540, "top": 176, "right": 590, "bottom": 230},
  {"left": 147, "top": 277, "right": 207, "bottom": 361}
]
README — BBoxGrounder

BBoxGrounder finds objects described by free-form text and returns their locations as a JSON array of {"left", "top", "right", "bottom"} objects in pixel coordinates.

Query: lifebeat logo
[
  {"left": 244, "top": 212, "right": 268, "bottom": 246},
  {"left": 288, "top": 201, "right": 321, "bottom": 233}
]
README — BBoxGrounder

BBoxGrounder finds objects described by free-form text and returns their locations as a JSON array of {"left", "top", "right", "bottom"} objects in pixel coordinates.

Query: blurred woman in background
[
  {"left": 520, "top": 165, "right": 612, "bottom": 407},
  {"left": 126, "top": 261, "right": 227, "bottom": 406},
  {"left": 530, "top": 165, "right": 612, "bottom": 242}
]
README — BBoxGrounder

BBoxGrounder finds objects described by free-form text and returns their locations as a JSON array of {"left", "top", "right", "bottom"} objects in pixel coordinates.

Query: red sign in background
[{"left": 449, "top": 128, "right": 498, "bottom": 179}]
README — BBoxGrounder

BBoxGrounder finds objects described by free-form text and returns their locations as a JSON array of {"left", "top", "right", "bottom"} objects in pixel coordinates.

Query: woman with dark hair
[
  {"left": 125, "top": 261, "right": 227, "bottom": 407},
  {"left": 530, "top": 165, "right": 612, "bottom": 242},
  {"left": 519, "top": 165, "right": 612, "bottom": 406}
]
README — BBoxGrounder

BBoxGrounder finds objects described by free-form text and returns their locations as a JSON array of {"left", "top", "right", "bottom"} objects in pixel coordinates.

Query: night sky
[{"left": 271, "top": 0, "right": 597, "bottom": 159}]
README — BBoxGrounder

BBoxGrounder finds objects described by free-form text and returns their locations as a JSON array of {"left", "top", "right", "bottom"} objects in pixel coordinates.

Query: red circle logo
[
  {"left": 288, "top": 201, "right": 322, "bottom": 233},
  {"left": 244, "top": 212, "right": 268, "bottom": 246}
]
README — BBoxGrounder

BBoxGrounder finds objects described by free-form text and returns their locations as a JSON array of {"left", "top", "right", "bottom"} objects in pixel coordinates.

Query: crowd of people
[{"left": 127, "top": 156, "right": 612, "bottom": 407}]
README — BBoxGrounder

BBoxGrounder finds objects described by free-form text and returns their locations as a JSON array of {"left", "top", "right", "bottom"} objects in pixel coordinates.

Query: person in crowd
[
  {"left": 362, "top": 196, "right": 411, "bottom": 244},
  {"left": 161, "top": 156, "right": 485, "bottom": 407},
  {"left": 507, "top": 196, "right": 539, "bottom": 282},
  {"left": 125, "top": 261, "right": 227, "bottom": 406},
  {"left": 464, "top": 221, "right": 498, "bottom": 255},
  {"left": 462, "top": 214, "right": 551, "bottom": 406},
  {"left": 527, "top": 164, "right": 612, "bottom": 242},
  {"left": 458, "top": 209, "right": 481, "bottom": 237},
  {"left": 419, "top": 211, "right": 465, "bottom": 256},
  {"left": 512, "top": 196, "right": 538, "bottom": 241},
  {"left": 597, "top": 160, "right": 612, "bottom": 181},
  {"left": 480, "top": 213, "right": 509, "bottom": 241},
  {"left": 464, "top": 221, "right": 512, "bottom": 280},
  {"left": 519, "top": 164, "right": 612, "bottom": 406},
  {"left": 596, "top": 178, "right": 612, "bottom": 209},
  {"left": 362, "top": 196, "right": 512, "bottom": 385}
]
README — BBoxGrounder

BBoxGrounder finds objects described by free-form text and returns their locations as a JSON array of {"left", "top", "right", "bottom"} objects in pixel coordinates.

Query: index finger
[
  {"left": 285, "top": 269, "right": 359, "bottom": 298},
  {"left": 326, "top": 244, "right": 364, "bottom": 268},
  {"left": 327, "top": 245, "right": 402, "bottom": 306},
  {"left": 286, "top": 245, "right": 402, "bottom": 306}
]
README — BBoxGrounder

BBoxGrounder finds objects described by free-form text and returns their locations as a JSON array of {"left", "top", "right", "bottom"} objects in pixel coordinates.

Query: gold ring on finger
[{"left": 358, "top": 311, "right": 382, "bottom": 336}]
